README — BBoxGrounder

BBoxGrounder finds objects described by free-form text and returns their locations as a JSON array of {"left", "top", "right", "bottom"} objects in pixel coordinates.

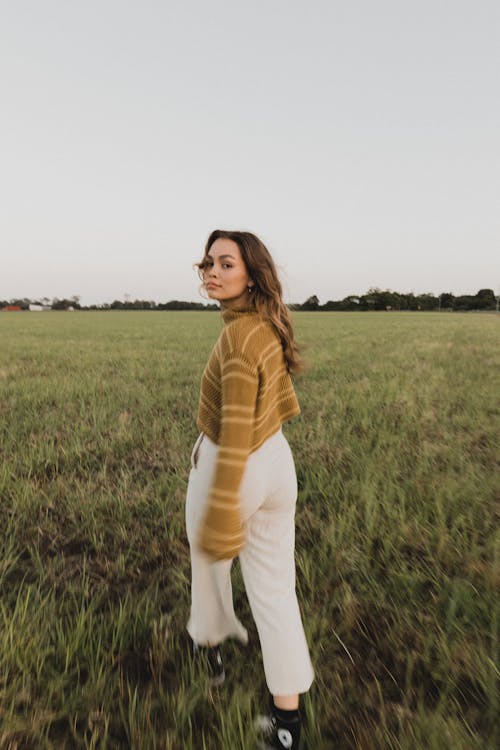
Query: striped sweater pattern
[{"left": 196, "top": 305, "right": 301, "bottom": 560}]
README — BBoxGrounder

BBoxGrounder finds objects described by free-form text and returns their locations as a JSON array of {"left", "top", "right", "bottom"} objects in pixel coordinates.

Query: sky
[{"left": 1, "top": 0, "right": 498, "bottom": 306}]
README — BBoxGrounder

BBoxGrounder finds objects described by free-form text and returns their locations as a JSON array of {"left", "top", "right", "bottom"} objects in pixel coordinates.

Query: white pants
[{"left": 185, "top": 427, "right": 315, "bottom": 696}]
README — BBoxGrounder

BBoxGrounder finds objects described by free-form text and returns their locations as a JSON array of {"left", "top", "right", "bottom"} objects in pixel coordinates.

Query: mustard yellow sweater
[{"left": 196, "top": 305, "right": 300, "bottom": 560}]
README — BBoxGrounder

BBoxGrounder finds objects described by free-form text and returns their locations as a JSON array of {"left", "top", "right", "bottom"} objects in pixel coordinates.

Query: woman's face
[{"left": 203, "top": 238, "right": 254, "bottom": 308}]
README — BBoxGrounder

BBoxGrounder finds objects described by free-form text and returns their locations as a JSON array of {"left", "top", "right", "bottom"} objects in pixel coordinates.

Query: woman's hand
[{"left": 197, "top": 502, "right": 246, "bottom": 561}]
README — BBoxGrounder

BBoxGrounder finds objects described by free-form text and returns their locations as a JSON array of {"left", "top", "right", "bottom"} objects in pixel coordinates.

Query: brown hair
[{"left": 195, "top": 229, "right": 305, "bottom": 374}]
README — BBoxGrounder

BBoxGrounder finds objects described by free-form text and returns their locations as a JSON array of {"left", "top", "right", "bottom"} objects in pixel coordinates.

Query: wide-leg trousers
[{"left": 185, "top": 426, "right": 315, "bottom": 696}]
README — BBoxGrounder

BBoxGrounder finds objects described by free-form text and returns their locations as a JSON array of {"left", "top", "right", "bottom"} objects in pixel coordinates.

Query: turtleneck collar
[{"left": 221, "top": 305, "right": 258, "bottom": 325}]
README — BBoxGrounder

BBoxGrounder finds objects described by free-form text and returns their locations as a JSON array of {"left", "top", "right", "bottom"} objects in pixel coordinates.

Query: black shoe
[
  {"left": 254, "top": 699, "right": 303, "bottom": 749},
  {"left": 192, "top": 642, "right": 225, "bottom": 687}
]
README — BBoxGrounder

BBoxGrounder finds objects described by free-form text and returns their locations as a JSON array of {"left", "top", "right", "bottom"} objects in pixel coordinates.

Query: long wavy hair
[{"left": 195, "top": 229, "right": 305, "bottom": 374}]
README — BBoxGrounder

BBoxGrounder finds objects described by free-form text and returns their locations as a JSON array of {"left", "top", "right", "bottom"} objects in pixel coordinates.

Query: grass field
[{"left": 0, "top": 310, "right": 498, "bottom": 750}]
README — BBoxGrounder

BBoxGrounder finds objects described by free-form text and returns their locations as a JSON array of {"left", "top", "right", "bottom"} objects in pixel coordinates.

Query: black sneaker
[
  {"left": 192, "top": 642, "right": 225, "bottom": 687},
  {"left": 254, "top": 700, "right": 303, "bottom": 749}
]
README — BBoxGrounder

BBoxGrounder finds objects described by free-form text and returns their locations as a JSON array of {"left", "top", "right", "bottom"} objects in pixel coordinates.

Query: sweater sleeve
[{"left": 197, "top": 349, "right": 259, "bottom": 561}]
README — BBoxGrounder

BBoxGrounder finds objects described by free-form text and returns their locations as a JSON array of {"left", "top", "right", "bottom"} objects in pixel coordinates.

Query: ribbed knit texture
[{"left": 196, "top": 305, "right": 300, "bottom": 560}]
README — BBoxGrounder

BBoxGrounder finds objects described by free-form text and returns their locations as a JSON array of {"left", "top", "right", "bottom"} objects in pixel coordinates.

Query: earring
[{"left": 247, "top": 285, "right": 253, "bottom": 293}]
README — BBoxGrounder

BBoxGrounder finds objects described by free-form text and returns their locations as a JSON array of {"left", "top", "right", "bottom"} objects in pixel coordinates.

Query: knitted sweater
[{"left": 196, "top": 305, "right": 301, "bottom": 560}]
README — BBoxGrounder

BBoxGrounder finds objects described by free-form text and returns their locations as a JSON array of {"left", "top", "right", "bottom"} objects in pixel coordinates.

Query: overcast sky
[{"left": 1, "top": 0, "right": 498, "bottom": 305}]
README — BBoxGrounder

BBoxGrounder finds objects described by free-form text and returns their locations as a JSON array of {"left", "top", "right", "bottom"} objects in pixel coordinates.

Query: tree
[
  {"left": 475, "top": 289, "right": 495, "bottom": 309},
  {"left": 301, "top": 295, "right": 320, "bottom": 311},
  {"left": 454, "top": 295, "right": 476, "bottom": 311},
  {"left": 440, "top": 292, "right": 455, "bottom": 309},
  {"left": 415, "top": 293, "right": 438, "bottom": 311}
]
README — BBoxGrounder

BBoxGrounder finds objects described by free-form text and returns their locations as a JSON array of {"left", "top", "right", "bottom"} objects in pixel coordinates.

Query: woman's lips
[{"left": 206, "top": 283, "right": 220, "bottom": 288}]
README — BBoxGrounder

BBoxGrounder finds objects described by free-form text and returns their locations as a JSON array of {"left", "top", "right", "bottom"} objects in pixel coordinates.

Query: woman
[{"left": 185, "top": 229, "right": 314, "bottom": 750}]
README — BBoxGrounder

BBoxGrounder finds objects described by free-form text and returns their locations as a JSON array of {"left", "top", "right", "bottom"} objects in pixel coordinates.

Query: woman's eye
[{"left": 204, "top": 260, "right": 232, "bottom": 269}]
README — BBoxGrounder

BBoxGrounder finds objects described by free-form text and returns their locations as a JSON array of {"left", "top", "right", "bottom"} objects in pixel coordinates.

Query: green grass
[{"left": 0, "top": 310, "right": 498, "bottom": 749}]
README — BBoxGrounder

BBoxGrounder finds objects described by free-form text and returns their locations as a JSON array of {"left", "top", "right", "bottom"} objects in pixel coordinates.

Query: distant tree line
[
  {"left": 293, "top": 288, "right": 498, "bottom": 312},
  {"left": 1, "top": 288, "right": 498, "bottom": 312}
]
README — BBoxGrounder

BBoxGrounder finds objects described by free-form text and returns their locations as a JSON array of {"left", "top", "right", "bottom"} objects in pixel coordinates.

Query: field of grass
[{"left": 0, "top": 310, "right": 498, "bottom": 749}]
